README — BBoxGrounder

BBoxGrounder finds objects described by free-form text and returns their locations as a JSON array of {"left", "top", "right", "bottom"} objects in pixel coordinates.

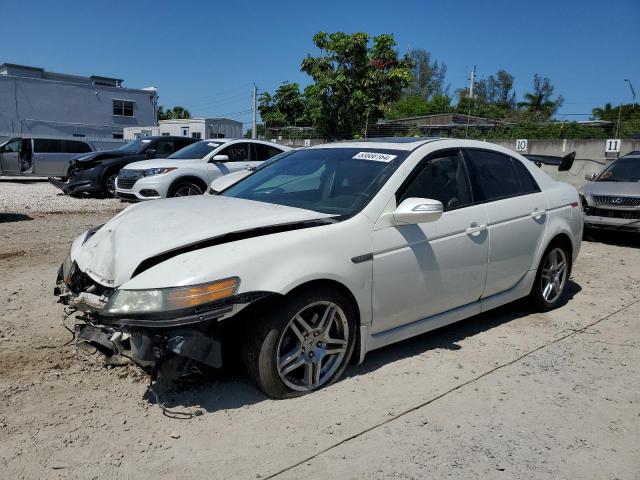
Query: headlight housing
[
  {"left": 103, "top": 277, "right": 239, "bottom": 316},
  {"left": 141, "top": 167, "right": 176, "bottom": 177}
]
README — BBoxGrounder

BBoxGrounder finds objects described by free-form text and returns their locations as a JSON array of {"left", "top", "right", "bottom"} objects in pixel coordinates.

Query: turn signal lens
[{"left": 165, "top": 278, "right": 239, "bottom": 309}]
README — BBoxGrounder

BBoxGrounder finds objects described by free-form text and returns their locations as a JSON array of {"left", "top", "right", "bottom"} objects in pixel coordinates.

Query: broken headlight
[
  {"left": 61, "top": 252, "right": 74, "bottom": 284},
  {"left": 102, "top": 277, "right": 239, "bottom": 316}
]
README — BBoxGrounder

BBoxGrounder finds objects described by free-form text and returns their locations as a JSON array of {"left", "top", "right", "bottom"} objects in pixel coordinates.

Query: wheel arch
[{"left": 167, "top": 175, "right": 208, "bottom": 196}]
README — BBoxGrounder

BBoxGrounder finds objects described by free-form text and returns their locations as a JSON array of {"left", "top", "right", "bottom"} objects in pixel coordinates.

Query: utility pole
[
  {"left": 468, "top": 65, "right": 477, "bottom": 100},
  {"left": 251, "top": 83, "right": 257, "bottom": 139}
]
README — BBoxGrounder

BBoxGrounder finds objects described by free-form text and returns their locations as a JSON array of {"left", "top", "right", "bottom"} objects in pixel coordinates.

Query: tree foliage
[
  {"left": 157, "top": 105, "right": 191, "bottom": 121},
  {"left": 404, "top": 49, "right": 448, "bottom": 99},
  {"left": 592, "top": 103, "right": 640, "bottom": 138},
  {"left": 258, "top": 82, "right": 309, "bottom": 126},
  {"left": 517, "top": 74, "right": 563, "bottom": 120},
  {"left": 300, "top": 31, "right": 414, "bottom": 139}
]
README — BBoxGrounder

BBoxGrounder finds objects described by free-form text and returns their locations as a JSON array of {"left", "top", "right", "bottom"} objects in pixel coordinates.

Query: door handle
[
  {"left": 465, "top": 223, "right": 487, "bottom": 235},
  {"left": 531, "top": 208, "right": 546, "bottom": 218}
]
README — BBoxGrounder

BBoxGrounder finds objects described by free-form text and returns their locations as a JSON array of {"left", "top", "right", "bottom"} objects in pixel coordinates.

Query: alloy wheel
[
  {"left": 276, "top": 301, "right": 350, "bottom": 392},
  {"left": 174, "top": 185, "right": 203, "bottom": 196},
  {"left": 540, "top": 247, "right": 568, "bottom": 303},
  {"left": 105, "top": 174, "right": 117, "bottom": 197}
]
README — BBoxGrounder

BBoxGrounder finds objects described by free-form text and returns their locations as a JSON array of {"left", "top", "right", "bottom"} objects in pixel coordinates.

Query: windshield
[
  {"left": 597, "top": 157, "right": 640, "bottom": 182},
  {"left": 169, "top": 140, "right": 226, "bottom": 159},
  {"left": 117, "top": 139, "right": 152, "bottom": 153},
  {"left": 222, "top": 148, "right": 407, "bottom": 215}
]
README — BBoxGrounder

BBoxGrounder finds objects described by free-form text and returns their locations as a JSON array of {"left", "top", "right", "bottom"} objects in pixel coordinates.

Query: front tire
[
  {"left": 170, "top": 181, "right": 204, "bottom": 197},
  {"left": 529, "top": 243, "right": 571, "bottom": 311},
  {"left": 104, "top": 172, "right": 118, "bottom": 198},
  {"left": 242, "top": 287, "right": 356, "bottom": 398}
]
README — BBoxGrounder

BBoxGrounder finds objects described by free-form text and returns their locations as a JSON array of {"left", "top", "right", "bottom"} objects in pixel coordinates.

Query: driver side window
[
  {"left": 219, "top": 143, "right": 249, "bottom": 162},
  {"left": 399, "top": 151, "right": 472, "bottom": 211}
]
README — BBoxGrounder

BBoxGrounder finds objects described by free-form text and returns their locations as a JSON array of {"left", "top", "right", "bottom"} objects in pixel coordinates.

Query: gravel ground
[
  {"left": 0, "top": 197, "right": 639, "bottom": 479},
  {"left": 0, "top": 178, "right": 125, "bottom": 215}
]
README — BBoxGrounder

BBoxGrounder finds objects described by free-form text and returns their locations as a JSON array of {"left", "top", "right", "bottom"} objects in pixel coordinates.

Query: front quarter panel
[{"left": 118, "top": 215, "right": 375, "bottom": 328}]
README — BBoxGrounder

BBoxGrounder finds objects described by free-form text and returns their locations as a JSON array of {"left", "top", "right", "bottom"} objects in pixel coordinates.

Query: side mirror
[
  {"left": 145, "top": 148, "right": 157, "bottom": 159},
  {"left": 584, "top": 172, "right": 596, "bottom": 181},
  {"left": 393, "top": 198, "right": 443, "bottom": 225},
  {"left": 210, "top": 154, "right": 229, "bottom": 163}
]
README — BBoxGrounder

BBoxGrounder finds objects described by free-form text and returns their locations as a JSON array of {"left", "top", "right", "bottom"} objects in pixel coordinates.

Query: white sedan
[
  {"left": 115, "top": 139, "right": 289, "bottom": 200},
  {"left": 55, "top": 138, "right": 582, "bottom": 398}
]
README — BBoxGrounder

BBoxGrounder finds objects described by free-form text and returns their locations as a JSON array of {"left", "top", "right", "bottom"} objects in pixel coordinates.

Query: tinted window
[
  {"left": 63, "top": 140, "right": 91, "bottom": 153},
  {"left": 174, "top": 138, "right": 197, "bottom": 151},
  {"left": 399, "top": 151, "right": 472, "bottom": 211},
  {"left": 597, "top": 156, "right": 640, "bottom": 182},
  {"left": 33, "top": 139, "right": 64, "bottom": 153},
  {"left": 465, "top": 150, "right": 521, "bottom": 202},
  {"left": 220, "top": 143, "right": 249, "bottom": 162},
  {"left": 510, "top": 157, "right": 540, "bottom": 193},
  {"left": 153, "top": 139, "right": 175, "bottom": 155},
  {"left": 254, "top": 143, "right": 284, "bottom": 161}
]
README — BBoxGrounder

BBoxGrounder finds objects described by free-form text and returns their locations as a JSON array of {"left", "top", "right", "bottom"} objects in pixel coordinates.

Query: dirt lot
[{"left": 1, "top": 182, "right": 639, "bottom": 479}]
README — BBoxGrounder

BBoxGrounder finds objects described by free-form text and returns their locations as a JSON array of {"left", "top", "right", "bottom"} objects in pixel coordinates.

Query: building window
[
  {"left": 72, "top": 133, "right": 86, "bottom": 138},
  {"left": 181, "top": 127, "right": 189, "bottom": 136},
  {"left": 191, "top": 132, "right": 202, "bottom": 139},
  {"left": 141, "top": 129, "right": 152, "bottom": 137},
  {"left": 161, "top": 132, "right": 170, "bottom": 136},
  {"left": 113, "top": 100, "right": 134, "bottom": 117},
  {"left": 113, "top": 132, "right": 124, "bottom": 139}
]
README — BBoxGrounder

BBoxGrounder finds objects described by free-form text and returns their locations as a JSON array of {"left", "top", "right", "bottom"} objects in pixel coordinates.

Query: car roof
[{"left": 310, "top": 137, "right": 443, "bottom": 151}]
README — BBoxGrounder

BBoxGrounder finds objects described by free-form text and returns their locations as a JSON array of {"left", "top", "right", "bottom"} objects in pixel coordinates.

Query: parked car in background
[
  {"left": 206, "top": 150, "right": 295, "bottom": 195},
  {"left": 0, "top": 136, "right": 93, "bottom": 177},
  {"left": 115, "top": 139, "right": 289, "bottom": 200},
  {"left": 48, "top": 136, "right": 198, "bottom": 197},
  {"left": 55, "top": 138, "right": 582, "bottom": 398},
  {"left": 579, "top": 151, "right": 640, "bottom": 232}
]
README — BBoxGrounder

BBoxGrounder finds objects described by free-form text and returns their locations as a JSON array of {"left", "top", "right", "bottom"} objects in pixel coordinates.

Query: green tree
[
  {"left": 157, "top": 105, "right": 191, "bottom": 121},
  {"left": 387, "top": 93, "right": 452, "bottom": 119},
  {"left": 518, "top": 74, "right": 563, "bottom": 120},
  {"left": 301, "top": 31, "right": 414, "bottom": 139},
  {"left": 258, "top": 82, "right": 309, "bottom": 126},
  {"left": 404, "top": 48, "right": 448, "bottom": 99},
  {"left": 592, "top": 103, "right": 640, "bottom": 137}
]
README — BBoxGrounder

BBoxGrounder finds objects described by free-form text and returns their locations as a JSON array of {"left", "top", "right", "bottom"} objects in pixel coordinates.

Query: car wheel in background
[
  {"left": 104, "top": 172, "right": 118, "bottom": 198},
  {"left": 242, "top": 287, "right": 356, "bottom": 398},
  {"left": 170, "top": 181, "right": 204, "bottom": 197},
  {"left": 529, "top": 242, "right": 571, "bottom": 311}
]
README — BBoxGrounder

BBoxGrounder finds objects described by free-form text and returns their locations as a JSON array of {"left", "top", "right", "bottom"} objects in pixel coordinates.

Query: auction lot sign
[
  {"left": 515, "top": 139, "right": 528, "bottom": 152},
  {"left": 605, "top": 139, "right": 621, "bottom": 153}
]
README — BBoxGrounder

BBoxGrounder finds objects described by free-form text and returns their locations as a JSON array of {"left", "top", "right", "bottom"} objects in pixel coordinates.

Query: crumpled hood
[
  {"left": 580, "top": 181, "right": 640, "bottom": 197},
  {"left": 74, "top": 196, "right": 334, "bottom": 287},
  {"left": 124, "top": 158, "right": 203, "bottom": 170}
]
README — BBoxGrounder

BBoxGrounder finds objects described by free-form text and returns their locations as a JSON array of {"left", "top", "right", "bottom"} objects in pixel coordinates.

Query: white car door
[
  {"left": 371, "top": 149, "right": 489, "bottom": 334},
  {"left": 215, "top": 142, "right": 253, "bottom": 174},
  {"left": 463, "top": 149, "right": 548, "bottom": 298}
]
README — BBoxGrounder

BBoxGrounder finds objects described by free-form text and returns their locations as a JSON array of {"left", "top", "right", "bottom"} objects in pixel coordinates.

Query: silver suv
[
  {"left": 579, "top": 152, "right": 640, "bottom": 232},
  {"left": 0, "top": 136, "right": 93, "bottom": 178}
]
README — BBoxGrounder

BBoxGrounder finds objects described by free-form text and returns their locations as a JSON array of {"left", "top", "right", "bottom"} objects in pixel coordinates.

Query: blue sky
[{"left": 2, "top": 0, "right": 639, "bottom": 127}]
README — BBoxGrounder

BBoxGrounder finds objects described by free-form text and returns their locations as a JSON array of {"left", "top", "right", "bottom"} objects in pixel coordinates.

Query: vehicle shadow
[
  {"left": 0, "top": 213, "right": 33, "bottom": 223},
  {"left": 584, "top": 229, "right": 640, "bottom": 249},
  {"left": 143, "top": 280, "right": 581, "bottom": 414}
]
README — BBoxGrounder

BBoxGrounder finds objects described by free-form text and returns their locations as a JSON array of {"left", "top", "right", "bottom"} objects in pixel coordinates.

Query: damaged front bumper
[{"left": 55, "top": 262, "right": 267, "bottom": 380}]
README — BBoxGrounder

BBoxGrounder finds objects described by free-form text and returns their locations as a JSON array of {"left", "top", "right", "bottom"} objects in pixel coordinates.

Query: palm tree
[
  {"left": 170, "top": 106, "right": 191, "bottom": 119},
  {"left": 518, "top": 74, "right": 563, "bottom": 120}
]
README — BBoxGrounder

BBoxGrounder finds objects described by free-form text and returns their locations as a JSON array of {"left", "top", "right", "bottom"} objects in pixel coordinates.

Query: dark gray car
[
  {"left": 579, "top": 152, "right": 640, "bottom": 232},
  {"left": 0, "top": 136, "right": 94, "bottom": 177}
]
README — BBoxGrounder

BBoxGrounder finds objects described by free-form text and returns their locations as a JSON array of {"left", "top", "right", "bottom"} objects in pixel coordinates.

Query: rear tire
[
  {"left": 242, "top": 287, "right": 357, "bottom": 399},
  {"left": 529, "top": 242, "right": 571, "bottom": 312}
]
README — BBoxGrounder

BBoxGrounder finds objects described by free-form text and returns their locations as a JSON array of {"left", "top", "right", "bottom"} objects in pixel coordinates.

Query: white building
[{"left": 123, "top": 117, "right": 242, "bottom": 140}]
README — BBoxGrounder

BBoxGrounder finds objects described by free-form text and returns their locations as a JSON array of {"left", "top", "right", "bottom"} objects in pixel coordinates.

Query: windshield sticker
[
  {"left": 141, "top": 139, "right": 152, "bottom": 143},
  {"left": 207, "top": 143, "right": 221, "bottom": 147},
  {"left": 353, "top": 152, "right": 397, "bottom": 162}
]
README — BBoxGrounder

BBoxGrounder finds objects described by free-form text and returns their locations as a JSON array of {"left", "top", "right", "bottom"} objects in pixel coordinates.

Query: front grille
[
  {"left": 592, "top": 195, "right": 640, "bottom": 208},
  {"left": 117, "top": 170, "right": 143, "bottom": 190},
  {"left": 585, "top": 207, "right": 640, "bottom": 220}
]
